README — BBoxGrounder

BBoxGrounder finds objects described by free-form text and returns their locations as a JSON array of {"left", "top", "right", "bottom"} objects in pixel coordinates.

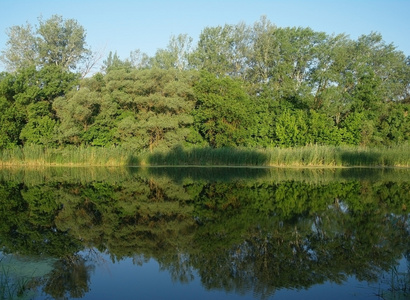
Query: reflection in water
[{"left": 0, "top": 167, "right": 409, "bottom": 299}]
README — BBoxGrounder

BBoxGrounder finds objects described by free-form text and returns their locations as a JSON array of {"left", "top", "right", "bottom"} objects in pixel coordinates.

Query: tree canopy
[
  {"left": 1, "top": 15, "right": 90, "bottom": 72},
  {"left": 0, "top": 15, "right": 409, "bottom": 151}
]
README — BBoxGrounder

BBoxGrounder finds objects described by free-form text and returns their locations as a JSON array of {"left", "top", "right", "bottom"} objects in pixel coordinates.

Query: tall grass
[
  {"left": 0, "top": 145, "right": 134, "bottom": 167},
  {"left": 0, "top": 143, "right": 409, "bottom": 167},
  {"left": 146, "top": 144, "right": 410, "bottom": 167},
  {"left": 267, "top": 144, "right": 410, "bottom": 167},
  {"left": 145, "top": 146, "right": 269, "bottom": 166}
]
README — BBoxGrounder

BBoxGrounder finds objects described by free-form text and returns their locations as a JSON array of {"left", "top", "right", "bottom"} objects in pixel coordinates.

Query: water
[{"left": 0, "top": 167, "right": 409, "bottom": 299}]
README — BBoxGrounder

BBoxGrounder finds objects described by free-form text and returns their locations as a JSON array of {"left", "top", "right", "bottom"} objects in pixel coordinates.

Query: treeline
[{"left": 0, "top": 15, "right": 409, "bottom": 152}]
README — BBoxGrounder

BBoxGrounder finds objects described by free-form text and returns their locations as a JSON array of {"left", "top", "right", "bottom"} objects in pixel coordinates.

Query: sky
[{"left": 1, "top": 0, "right": 409, "bottom": 71}]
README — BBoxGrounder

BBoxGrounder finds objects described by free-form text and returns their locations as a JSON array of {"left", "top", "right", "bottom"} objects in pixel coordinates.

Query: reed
[
  {"left": 0, "top": 145, "right": 133, "bottom": 166},
  {"left": 146, "top": 146, "right": 269, "bottom": 166},
  {"left": 0, "top": 261, "right": 30, "bottom": 300},
  {"left": 265, "top": 144, "right": 410, "bottom": 167},
  {"left": 0, "top": 143, "right": 409, "bottom": 167}
]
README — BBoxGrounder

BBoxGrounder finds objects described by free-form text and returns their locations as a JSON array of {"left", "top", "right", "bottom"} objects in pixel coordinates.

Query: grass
[
  {"left": 0, "top": 145, "right": 134, "bottom": 167},
  {"left": 265, "top": 144, "right": 410, "bottom": 167},
  {"left": 0, "top": 143, "right": 409, "bottom": 168},
  {"left": 145, "top": 144, "right": 410, "bottom": 167}
]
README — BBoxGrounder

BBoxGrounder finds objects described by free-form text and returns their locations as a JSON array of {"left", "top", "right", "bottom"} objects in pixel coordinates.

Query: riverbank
[{"left": 0, "top": 144, "right": 409, "bottom": 168}]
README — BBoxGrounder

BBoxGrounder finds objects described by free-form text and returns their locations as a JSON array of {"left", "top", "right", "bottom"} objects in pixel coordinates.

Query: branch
[{"left": 80, "top": 44, "right": 106, "bottom": 78}]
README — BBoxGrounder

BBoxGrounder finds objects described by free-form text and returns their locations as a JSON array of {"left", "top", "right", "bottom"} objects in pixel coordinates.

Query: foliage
[
  {"left": 1, "top": 15, "right": 90, "bottom": 72},
  {"left": 0, "top": 15, "right": 409, "bottom": 159},
  {"left": 193, "top": 72, "right": 255, "bottom": 147}
]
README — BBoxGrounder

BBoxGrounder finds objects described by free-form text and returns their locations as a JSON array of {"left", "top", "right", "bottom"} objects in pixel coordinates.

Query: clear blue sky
[{"left": 1, "top": 0, "right": 409, "bottom": 71}]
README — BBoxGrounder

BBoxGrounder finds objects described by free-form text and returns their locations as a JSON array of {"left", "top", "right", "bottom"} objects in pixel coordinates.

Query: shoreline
[
  {"left": 1, "top": 144, "right": 409, "bottom": 168},
  {"left": 0, "top": 163, "right": 409, "bottom": 169}
]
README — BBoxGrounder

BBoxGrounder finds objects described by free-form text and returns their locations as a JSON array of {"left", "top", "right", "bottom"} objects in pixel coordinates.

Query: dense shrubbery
[{"left": 0, "top": 16, "right": 409, "bottom": 154}]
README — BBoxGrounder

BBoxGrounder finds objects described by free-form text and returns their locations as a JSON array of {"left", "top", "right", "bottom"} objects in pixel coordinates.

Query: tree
[
  {"left": 193, "top": 72, "right": 254, "bottom": 147},
  {"left": 129, "top": 49, "right": 151, "bottom": 70},
  {"left": 246, "top": 16, "right": 278, "bottom": 94},
  {"left": 19, "top": 101, "right": 56, "bottom": 146},
  {"left": 192, "top": 23, "right": 251, "bottom": 79},
  {"left": 101, "top": 51, "right": 133, "bottom": 73},
  {"left": 1, "top": 15, "right": 91, "bottom": 73},
  {"left": 0, "top": 22, "right": 37, "bottom": 72},
  {"left": 53, "top": 87, "right": 102, "bottom": 145},
  {"left": 116, "top": 68, "right": 197, "bottom": 151},
  {"left": 274, "top": 109, "right": 309, "bottom": 147},
  {"left": 151, "top": 34, "right": 194, "bottom": 71},
  {"left": 0, "top": 66, "right": 78, "bottom": 148}
]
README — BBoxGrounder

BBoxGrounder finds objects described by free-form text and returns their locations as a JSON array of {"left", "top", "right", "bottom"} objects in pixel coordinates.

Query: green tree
[
  {"left": 339, "top": 111, "right": 364, "bottom": 145},
  {"left": 19, "top": 101, "right": 56, "bottom": 145},
  {"left": 152, "top": 34, "right": 193, "bottom": 71},
  {"left": 0, "top": 22, "right": 37, "bottom": 72},
  {"left": 308, "top": 33, "right": 351, "bottom": 113},
  {"left": 53, "top": 87, "right": 102, "bottom": 145},
  {"left": 129, "top": 49, "right": 151, "bottom": 69},
  {"left": 127, "top": 69, "right": 197, "bottom": 151},
  {"left": 1, "top": 15, "right": 91, "bottom": 72},
  {"left": 0, "top": 66, "right": 78, "bottom": 148},
  {"left": 192, "top": 22, "right": 251, "bottom": 79},
  {"left": 0, "top": 100, "right": 26, "bottom": 148},
  {"left": 0, "top": 73, "right": 25, "bottom": 147},
  {"left": 274, "top": 109, "right": 309, "bottom": 147},
  {"left": 375, "top": 103, "right": 410, "bottom": 145},
  {"left": 193, "top": 72, "right": 254, "bottom": 147},
  {"left": 101, "top": 51, "right": 133, "bottom": 73},
  {"left": 246, "top": 16, "right": 278, "bottom": 94}
]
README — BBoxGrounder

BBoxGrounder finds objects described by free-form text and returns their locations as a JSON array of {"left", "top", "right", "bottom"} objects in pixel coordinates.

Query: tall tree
[
  {"left": 193, "top": 72, "right": 254, "bottom": 147},
  {"left": 151, "top": 34, "right": 194, "bottom": 71},
  {"left": 101, "top": 51, "right": 132, "bottom": 73},
  {"left": 192, "top": 23, "right": 251, "bottom": 79},
  {"left": 0, "top": 22, "right": 37, "bottom": 72},
  {"left": 1, "top": 15, "right": 91, "bottom": 73}
]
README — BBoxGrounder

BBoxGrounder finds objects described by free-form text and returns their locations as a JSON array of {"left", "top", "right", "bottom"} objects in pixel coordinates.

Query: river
[{"left": 0, "top": 167, "right": 408, "bottom": 299}]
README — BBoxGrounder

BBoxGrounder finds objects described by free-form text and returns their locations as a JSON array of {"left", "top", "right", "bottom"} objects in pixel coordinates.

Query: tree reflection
[
  {"left": 0, "top": 168, "right": 408, "bottom": 299},
  {"left": 43, "top": 254, "right": 94, "bottom": 299}
]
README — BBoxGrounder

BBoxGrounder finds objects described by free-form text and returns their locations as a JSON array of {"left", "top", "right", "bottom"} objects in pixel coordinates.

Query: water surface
[{"left": 0, "top": 167, "right": 409, "bottom": 299}]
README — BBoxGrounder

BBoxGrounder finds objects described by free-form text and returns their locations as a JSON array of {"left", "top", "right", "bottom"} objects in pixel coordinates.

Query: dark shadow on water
[
  {"left": 339, "top": 167, "right": 397, "bottom": 181},
  {"left": 128, "top": 166, "right": 410, "bottom": 184},
  {"left": 128, "top": 166, "right": 270, "bottom": 182}
]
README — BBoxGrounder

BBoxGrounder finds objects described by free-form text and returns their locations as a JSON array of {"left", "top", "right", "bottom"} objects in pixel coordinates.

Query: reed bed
[
  {"left": 0, "top": 143, "right": 409, "bottom": 167},
  {"left": 0, "top": 145, "right": 133, "bottom": 166},
  {"left": 146, "top": 144, "right": 410, "bottom": 167}
]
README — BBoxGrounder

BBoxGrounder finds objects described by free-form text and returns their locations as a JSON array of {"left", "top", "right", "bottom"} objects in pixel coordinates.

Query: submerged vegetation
[{"left": 0, "top": 15, "right": 409, "bottom": 166}]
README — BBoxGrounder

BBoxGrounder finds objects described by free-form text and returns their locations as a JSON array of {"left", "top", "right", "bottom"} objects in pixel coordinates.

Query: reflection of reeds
[
  {"left": 0, "top": 143, "right": 409, "bottom": 167},
  {"left": 377, "top": 263, "right": 410, "bottom": 300},
  {"left": 1, "top": 165, "right": 409, "bottom": 186},
  {"left": 0, "top": 258, "right": 30, "bottom": 300}
]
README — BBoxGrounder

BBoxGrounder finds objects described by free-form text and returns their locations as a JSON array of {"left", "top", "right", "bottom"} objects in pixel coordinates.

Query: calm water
[{"left": 0, "top": 167, "right": 408, "bottom": 300}]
